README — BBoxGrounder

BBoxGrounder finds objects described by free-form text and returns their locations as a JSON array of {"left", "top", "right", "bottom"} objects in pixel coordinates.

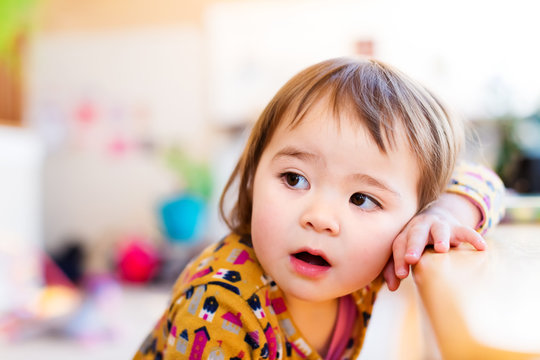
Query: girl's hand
[{"left": 383, "top": 192, "right": 486, "bottom": 291}]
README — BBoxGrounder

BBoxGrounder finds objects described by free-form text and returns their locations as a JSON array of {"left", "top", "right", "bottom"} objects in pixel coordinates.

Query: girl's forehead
[
  {"left": 277, "top": 99, "right": 396, "bottom": 148},
  {"left": 282, "top": 94, "right": 360, "bottom": 130},
  {"left": 279, "top": 95, "right": 394, "bottom": 147}
]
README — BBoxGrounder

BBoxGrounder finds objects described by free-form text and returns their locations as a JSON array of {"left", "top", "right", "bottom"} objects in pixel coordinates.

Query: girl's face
[{"left": 250, "top": 98, "right": 420, "bottom": 303}]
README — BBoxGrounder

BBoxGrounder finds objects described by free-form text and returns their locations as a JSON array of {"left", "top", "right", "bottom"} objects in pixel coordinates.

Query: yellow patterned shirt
[{"left": 133, "top": 233, "right": 382, "bottom": 360}]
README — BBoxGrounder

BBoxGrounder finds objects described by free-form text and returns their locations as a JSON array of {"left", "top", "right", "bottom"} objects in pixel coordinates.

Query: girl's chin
[{"left": 280, "top": 284, "right": 340, "bottom": 304}]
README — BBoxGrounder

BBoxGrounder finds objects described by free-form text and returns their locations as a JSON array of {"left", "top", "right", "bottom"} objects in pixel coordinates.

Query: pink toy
[{"left": 116, "top": 236, "right": 160, "bottom": 283}]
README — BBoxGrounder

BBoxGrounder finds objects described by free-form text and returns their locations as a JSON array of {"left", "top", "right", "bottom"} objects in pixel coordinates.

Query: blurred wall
[{"left": 27, "top": 0, "right": 228, "bottom": 251}]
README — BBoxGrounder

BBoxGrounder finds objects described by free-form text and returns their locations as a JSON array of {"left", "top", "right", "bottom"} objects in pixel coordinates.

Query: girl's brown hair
[{"left": 219, "top": 57, "right": 463, "bottom": 236}]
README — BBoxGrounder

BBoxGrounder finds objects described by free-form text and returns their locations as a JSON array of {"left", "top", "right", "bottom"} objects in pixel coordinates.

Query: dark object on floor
[{"left": 51, "top": 242, "right": 85, "bottom": 284}]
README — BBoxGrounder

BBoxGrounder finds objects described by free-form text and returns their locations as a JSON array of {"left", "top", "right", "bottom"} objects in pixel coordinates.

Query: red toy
[{"left": 116, "top": 236, "right": 160, "bottom": 283}]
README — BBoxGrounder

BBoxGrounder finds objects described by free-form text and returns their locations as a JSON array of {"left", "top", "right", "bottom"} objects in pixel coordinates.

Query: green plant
[
  {"left": 164, "top": 147, "right": 213, "bottom": 201},
  {"left": 495, "top": 115, "right": 522, "bottom": 185},
  {"left": 0, "top": 0, "right": 37, "bottom": 69}
]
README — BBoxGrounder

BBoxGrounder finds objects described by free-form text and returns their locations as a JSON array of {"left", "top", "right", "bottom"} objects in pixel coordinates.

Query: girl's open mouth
[
  {"left": 292, "top": 251, "right": 330, "bottom": 267},
  {"left": 290, "top": 250, "right": 332, "bottom": 278}
]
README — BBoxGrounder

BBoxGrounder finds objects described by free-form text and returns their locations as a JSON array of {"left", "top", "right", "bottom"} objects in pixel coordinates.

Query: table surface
[{"left": 413, "top": 224, "right": 540, "bottom": 359}]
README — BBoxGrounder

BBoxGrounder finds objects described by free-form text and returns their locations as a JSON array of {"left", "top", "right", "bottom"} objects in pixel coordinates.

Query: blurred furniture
[
  {"left": 414, "top": 224, "right": 540, "bottom": 359},
  {"left": 0, "top": 127, "right": 43, "bottom": 314},
  {"left": 0, "top": 127, "right": 42, "bottom": 246}
]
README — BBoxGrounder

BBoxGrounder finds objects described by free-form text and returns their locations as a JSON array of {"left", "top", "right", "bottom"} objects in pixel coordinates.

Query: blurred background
[{"left": 1, "top": 0, "right": 540, "bottom": 359}]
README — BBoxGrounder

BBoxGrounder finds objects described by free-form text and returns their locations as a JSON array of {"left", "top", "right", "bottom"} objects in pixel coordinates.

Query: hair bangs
[{"left": 284, "top": 60, "right": 402, "bottom": 154}]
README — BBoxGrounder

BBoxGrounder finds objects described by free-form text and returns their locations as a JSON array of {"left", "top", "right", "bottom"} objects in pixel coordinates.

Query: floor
[{"left": 1, "top": 286, "right": 170, "bottom": 360}]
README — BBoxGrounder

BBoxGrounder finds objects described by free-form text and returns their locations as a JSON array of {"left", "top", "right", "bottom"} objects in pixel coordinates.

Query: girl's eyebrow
[
  {"left": 272, "top": 146, "right": 321, "bottom": 164},
  {"left": 350, "top": 173, "right": 401, "bottom": 198}
]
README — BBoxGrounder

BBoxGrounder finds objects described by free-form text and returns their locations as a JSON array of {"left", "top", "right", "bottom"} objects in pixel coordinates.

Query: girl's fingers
[
  {"left": 392, "top": 232, "right": 410, "bottom": 279},
  {"left": 430, "top": 221, "right": 451, "bottom": 253},
  {"left": 383, "top": 257, "right": 401, "bottom": 291},
  {"left": 391, "top": 212, "right": 487, "bottom": 284},
  {"left": 403, "top": 222, "right": 432, "bottom": 265},
  {"left": 451, "top": 226, "right": 487, "bottom": 250},
  {"left": 393, "top": 220, "right": 432, "bottom": 278}
]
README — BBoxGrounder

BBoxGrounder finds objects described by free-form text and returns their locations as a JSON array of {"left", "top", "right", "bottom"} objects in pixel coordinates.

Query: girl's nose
[{"left": 300, "top": 198, "right": 340, "bottom": 235}]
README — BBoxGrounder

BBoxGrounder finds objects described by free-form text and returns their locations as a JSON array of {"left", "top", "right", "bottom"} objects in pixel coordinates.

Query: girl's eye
[
  {"left": 350, "top": 192, "right": 381, "bottom": 210},
  {"left": 282, "top": 172, "right": 310, "bottom": 190}
]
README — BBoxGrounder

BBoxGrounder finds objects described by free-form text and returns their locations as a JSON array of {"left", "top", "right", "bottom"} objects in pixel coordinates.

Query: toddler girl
[{"left": 134, "top": 57, "right": 504, "bottom": 360}]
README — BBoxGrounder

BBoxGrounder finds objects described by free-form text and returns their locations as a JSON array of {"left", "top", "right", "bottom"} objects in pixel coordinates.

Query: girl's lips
[{"left": 289, "top": 248, "right": 332, "bottom": 278}]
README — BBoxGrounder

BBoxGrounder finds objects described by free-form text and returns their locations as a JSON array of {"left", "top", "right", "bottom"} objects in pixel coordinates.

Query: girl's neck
[{"left": 283, "top": 294, "right": 339, "bottom": 357}]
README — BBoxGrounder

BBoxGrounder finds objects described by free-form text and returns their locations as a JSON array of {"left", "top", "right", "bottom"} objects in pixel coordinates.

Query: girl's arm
[{"left": 384, "top": 162, "right": 505, "bottom": 291}]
